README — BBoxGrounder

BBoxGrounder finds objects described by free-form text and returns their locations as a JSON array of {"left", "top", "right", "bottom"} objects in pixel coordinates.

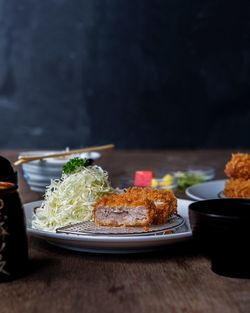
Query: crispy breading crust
[
  {"left": 94, "top": 187, "right": 177, "bottom": 227},
  {"left": 225, "top": 153, "right": 250, "bottom": 179},
  {"left": 94, "top": 194, "right": 155, "bottom": 227},
  {"left": 224, "top": 153, "right": 250, "bottom": 198},
  {"left": 224, "top": 178, "right": 250, "bottom": 198},
  {"left": 126, "top": 187, "right": 177, "bottom": 224}
]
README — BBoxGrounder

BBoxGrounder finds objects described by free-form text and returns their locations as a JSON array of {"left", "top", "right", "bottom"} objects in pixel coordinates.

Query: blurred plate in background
[{"left": 186, "top": 179, "right": 226, "bottom": 200}]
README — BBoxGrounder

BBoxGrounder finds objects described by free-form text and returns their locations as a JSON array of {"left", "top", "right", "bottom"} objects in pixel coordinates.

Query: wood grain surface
[{"left": 1, "top": 150, "right": 250, "bottom": 313}]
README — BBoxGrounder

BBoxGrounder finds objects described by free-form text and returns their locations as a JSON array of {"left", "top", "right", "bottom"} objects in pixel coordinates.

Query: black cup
[
  {"left": 0, "top": 182, "right": 28, "bottom": 282},
  {"left": 0, "top": 171, "right": 18, "bottom": 185},
  {"left": 0, "top": 156, "right": 18, "bottom": 185},
  {"left": 189, "top": 199, "right": 250, "bottom": 278}
]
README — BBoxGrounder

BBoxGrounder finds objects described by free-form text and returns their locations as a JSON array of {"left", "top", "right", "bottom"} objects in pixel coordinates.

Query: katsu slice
[
  {"left": 94, "top": 194, "right": 155, "bottom": 227},
  {"left": 126, "top": 187, "right": 177, "bottom": 225}
]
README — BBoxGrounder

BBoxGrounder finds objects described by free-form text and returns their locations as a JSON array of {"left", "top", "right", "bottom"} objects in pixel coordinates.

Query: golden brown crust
[
  {"left": 94, "top": 192, "right": 150, "bottom": 208},
  {"left": 224, "top": 178, "right": 250, "bottom": 198},
  {"left": 225, "top": 153, "right": 250, "bottom": 179},
  {"left": 224, "top": 153, "right": 250, "bottom": 198}
]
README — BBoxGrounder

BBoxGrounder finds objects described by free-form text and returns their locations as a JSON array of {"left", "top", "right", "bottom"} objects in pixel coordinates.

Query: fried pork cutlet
[
  {"left": 94, "top": 194, "right": 155, "bottom": 227},
  {"left": 225, "top": 153, "right": 250, "bottom": 179},
  {"left": 126, "top": 187, "right": 177, "bottom": 225},
  {"left": 94, "top": 187, "right": 177, "bottom": 227},
  {"left": 223, "top": 153, "right": 250, "bottom": 198},
  {"left": 224, "top": 178, "right": 250, "bottom": 198}
]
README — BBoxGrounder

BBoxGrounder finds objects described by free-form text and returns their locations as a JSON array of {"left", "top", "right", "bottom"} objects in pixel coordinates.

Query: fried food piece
[
  {"left": 94, "top": 187, "right": 177, "bottom": 227},
  {"left": 94, "top": 193, "right": 155, "bottom": 227},
  {"left": 224, "top": 178, "right": 250, "bottom": 198},
  {"left": 225, "top": 153, "right": 250, "bottom": 179},
  {"left": 126, "top": 187, "right": 177, "bottom": 225}
]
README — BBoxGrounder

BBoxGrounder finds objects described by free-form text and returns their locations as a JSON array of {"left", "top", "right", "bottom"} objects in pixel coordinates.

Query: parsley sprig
[{"left": 63, "top": 157, "right": 91, "bottom": 175}]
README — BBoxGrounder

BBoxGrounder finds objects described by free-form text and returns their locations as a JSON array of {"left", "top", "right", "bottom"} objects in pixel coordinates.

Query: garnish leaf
[{"left": 63, "top": 157, "right": 91, "bottom": 175}]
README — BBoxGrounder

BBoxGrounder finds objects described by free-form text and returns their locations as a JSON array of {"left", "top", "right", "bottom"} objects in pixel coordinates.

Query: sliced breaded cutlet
[
  {"left": 94, "top": 187, "right": 177, "bottom": 227},
  {"left": 94, "top": 193, "right": 155, "bottom": 227},
  {"left": 126, "top": 187, "right": 177, "bottom": 225}
]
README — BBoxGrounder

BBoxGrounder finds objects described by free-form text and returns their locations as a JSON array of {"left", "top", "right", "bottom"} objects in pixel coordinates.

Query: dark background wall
[{"left": 0, "top": 0, "right": 250, "bottom": 149}]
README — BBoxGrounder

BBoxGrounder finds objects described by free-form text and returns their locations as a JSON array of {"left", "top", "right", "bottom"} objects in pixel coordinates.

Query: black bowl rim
[{"left": 189, "top": 199, "right": 250, "bottom": 220}]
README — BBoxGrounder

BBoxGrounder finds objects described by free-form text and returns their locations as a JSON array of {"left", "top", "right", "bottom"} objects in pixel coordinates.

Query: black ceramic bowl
[{"left": 189, "top": 199, "right": 250, "bottom": 278}]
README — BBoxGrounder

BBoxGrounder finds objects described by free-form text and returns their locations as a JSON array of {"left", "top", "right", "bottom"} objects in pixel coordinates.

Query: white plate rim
[{"left": 24, "top": 199, "right": 193, "bottom": 251}]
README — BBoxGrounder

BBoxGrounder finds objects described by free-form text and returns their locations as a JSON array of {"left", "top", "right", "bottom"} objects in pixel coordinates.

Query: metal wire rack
[{"left": 56, "top": 214, "right": 185, "bottom": 237}]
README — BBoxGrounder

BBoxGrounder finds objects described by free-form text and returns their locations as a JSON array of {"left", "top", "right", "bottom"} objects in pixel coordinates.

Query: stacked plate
[{"left": 21, "top": 151, "right": 101, "bottom": 193}]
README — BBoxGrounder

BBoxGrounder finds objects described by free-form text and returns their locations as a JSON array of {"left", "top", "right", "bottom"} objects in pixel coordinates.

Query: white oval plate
[
  {"left": 186, "top": 179, "right": 226, "bottom": 201},
  {"left": 24, "top": 199, "right": 192, "bottom": 254}
]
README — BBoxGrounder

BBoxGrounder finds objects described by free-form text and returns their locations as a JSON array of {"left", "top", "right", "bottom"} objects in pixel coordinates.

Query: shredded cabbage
[{"left": 32, "top": 165, "right": 113, "bottom": 231}]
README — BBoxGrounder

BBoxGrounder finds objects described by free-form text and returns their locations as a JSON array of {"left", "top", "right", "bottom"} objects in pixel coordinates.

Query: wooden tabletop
[{"left": 1, "top": 150, "right": 250, "bottom": 313}]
